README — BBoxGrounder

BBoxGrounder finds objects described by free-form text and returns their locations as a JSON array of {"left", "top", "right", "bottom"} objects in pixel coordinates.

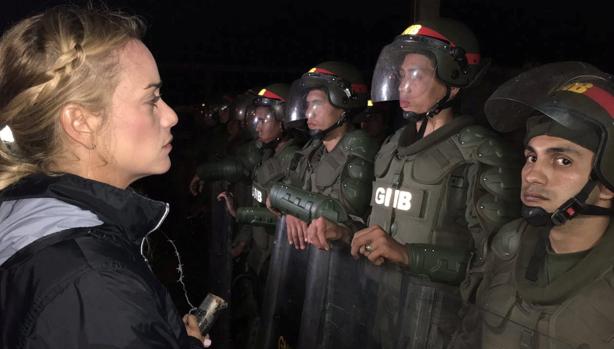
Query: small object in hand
[{"left": 192, "top": 293, "right": 228, "bottom": 335}]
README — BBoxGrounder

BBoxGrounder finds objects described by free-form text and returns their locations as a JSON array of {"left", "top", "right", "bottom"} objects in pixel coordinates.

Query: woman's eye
[{"left": 150, "top": 95, "right": 161, "bottom": 108}]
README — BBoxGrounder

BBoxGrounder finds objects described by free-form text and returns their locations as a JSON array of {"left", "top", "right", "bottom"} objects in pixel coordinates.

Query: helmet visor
[
  {"left": 371, "top": 39, "right": 439, "bottom": 103},
  {"left": 484, "top": 61, "right": 603, "bottom": 132}
]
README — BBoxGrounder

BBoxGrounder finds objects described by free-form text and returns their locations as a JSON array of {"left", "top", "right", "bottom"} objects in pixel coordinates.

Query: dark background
[{"left": 3, "top": 0, "right": 613, "bottom": 108}]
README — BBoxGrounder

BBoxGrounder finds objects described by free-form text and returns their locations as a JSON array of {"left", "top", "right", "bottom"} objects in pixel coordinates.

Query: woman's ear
[{"left": 59, "top": 104, "right": 101, "bottom": 149}]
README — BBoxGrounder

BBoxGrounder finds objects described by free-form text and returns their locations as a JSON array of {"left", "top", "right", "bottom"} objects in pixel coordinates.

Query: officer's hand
[
  {"left": 307, "top": 217, "right": 351, "bottom": 251},
  {"left": 189, "top": 175, "right": 204, "bottom": 196},
  {"left": 351, "top": 225, "right": 409, "bottom": 266},
  {"left": 216, "top": 191, "right": 237, "bottom": 218},
  {"left": 286, "top": 214, "right": 308, "bottom": 250},
  {"left": 183, "top": 314, "right": 212, "bottom": 347}
]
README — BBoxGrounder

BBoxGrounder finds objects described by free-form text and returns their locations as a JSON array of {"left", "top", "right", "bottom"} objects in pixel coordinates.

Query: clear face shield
[
  {"left": 246, "top": 105, "right": 280, "bottom": 143},
  {"left": 286, "top": 72, "right": 349, "bottom": 128},
  {"left": 371, "top": 41, "right": 438, "bottom": 105}
]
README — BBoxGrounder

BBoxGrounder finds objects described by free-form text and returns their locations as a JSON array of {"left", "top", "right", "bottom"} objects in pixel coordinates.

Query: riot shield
[
  {"left": 206, "top": 191, "right": 233, "bottom": 348},
  {"left": 258, "top": 215, "right": 312, "bottom": 349},
  {"left": 296, "top": 240, "right": 586, "bottom": 349},
  {"left": 296, "top": 240, "right": 464, "bottom": 349}
]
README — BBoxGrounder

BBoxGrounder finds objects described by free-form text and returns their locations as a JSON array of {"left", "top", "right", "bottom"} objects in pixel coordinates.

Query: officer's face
[
  {"left": 397, "top": 53, "right": 446, "bottom": 114},
  {"left": 305, "top": 89, "right": 344, "bottom": 131},
  {"left": 522, "top": 135, "right": 595, "bottom": 212},
  {"left": 254, "top": 106, "right": 282, "bottom": 143}
]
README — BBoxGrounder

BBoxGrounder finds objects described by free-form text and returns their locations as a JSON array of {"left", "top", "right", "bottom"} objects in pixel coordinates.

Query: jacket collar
[{"left": 0, "top": 173, "right": 168, "bottom": 243}]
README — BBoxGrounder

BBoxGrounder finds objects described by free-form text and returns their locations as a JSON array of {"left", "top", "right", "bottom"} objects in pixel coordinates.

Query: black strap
[
  {"left": 404, "top": 86, "right": 454, "bottom": 140},
  {"left": 525, "top": 230, "right": 548, "bottom": 282}
]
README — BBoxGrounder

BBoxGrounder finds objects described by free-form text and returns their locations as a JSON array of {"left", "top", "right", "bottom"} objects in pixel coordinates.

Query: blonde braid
[{"left": 0, "top": 6, "right": 145, "bottom": 190}]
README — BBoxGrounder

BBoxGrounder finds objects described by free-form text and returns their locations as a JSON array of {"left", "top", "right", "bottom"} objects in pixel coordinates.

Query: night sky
[{"left": 3, "top": 0, "right": 613, "bottom": 108}]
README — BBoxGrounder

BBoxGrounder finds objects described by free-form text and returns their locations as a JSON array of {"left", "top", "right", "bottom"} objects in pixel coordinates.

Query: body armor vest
[
  {"left": 287, "top": 128, "right": 377, "bottom": 220},
  {"left": 370, "top": 116, "right": 519, "bottom": 251},
  {"left": 246, "top": 140, "right": 301, "bottom": 273},
  {"left": 479, "top": 219, "right": 614, "bottom": 349},
  {"left": 251, "top": 139, "right": 300, "bottom": 205}
]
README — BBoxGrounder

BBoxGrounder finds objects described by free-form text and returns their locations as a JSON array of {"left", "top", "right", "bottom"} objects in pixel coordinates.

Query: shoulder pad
[
  {"left": 340, "top": 157, "right": 374, "bottom": 217},
  {"left": 476, "top": 193, "right": 522, "bottom": 234},
  {"left": 277, "top": 142, "right": 302, "bottom": 168},
  {"left": 479, "top": 166, "right": 521, "bottom": 201},
  {"left": 339, "top": 129, "right": 378, "bottom": 161},
  {"left": 491, "top": 219, "right": 526, "bottom": 261},
  {"left": 456, "top": 126, "right": 522, "bottom": 168},
  {"left": 373, "top": 127, "right": 403, "bottom": 177},
  {"left": 236, "top": 140, "right": 263, "bottom": 170}
]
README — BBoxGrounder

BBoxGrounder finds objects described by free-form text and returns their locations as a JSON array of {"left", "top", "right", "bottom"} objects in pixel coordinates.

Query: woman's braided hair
[{"left": 0, "top": 5, "right": 145, "bottom": 190}]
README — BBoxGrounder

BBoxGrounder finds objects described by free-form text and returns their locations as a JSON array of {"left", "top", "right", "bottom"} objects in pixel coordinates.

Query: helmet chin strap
[
  {"left": 262, "top": 137, "right": 281, "bottom": 149},
  {"left": 310, "top": 112, "right": 347, "bottom": 140},
  {"left": 522, "top": 178, "right": 613, "bottom": 227},
  {"left": 403, "top": 86, "right": 453, "bottom": 139},
  {"left": 262, "top": 121, "right": 286, "bottom": 149}
]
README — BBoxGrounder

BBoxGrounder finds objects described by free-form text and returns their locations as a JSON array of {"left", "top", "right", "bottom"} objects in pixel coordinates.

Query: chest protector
[
  {"left": 288, "top": 129, "right": 377, "bottom": 219},
  {"left": 479, "top": 219, "right": 614, "bottom": 349},
  {"left": 369, "top": 116, "right": 520, "bottom": 252},
  {"left": 252, "top": 141, "right": 301, "bottom": 205}
]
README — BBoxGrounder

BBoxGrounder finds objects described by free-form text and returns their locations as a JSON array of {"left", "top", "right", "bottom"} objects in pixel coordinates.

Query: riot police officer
[
  {"left": 216, "top": 83, "right": 304, "bottom": 348},
  {"left": 451, "top": 62, "right": 614, "bottom": 349},
  {"left": 348, "top": 18, "right": 521, "bottom": 348},
  {"left": 188, "top": 89, "right": 262, "bottom": 196},
  {"left": 283, "top": 61, "right": 378, "bottom": 250},
  {"left": 256, "top": 62, "right": 377, "bottom": 348},
  {"left": 218, "top": 83, "right": 303, "bottom": 276}
]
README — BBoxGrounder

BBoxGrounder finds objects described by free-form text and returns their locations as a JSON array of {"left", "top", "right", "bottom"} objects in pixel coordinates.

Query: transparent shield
[
  {"left": 258, "top": 216, "right": 312, "bottom": 349},
  {"left": 246, "top": 105, "right": 277, "bottom": 142},
  {"left": 295, "top": 240, "right": 463, "bottom": 349},
  {"left": 371, "top": 41, "right": 437, "bottom": 104},
  {"left": 484, "top": 61, "right": 602, "bottom": 132}
]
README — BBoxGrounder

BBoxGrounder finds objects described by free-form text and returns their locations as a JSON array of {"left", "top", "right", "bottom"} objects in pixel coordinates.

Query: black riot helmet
[
  {"left": 371, "top": 18, "right": 488, "bottom": 138},
  {"left": 229, "top": 88, "right": 259, "bottom": 124},
  {"left": 245, "top": 83, "right": 290, "bottom": 146},
  {"left": 485, "top": 61, "right": 614, "bottom": 226},
  {"left": 286, "top": 61, "right": 368, "bottom": 138},
  {"left": 250, "top": 83, "right": 289, "bottom": 121},
  {"left": 198, "top": 94, "right": 233, "bottom": 125}
]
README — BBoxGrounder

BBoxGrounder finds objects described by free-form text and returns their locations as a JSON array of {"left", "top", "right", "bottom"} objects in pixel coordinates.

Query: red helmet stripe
[
  {"left": 312, "top": 67, "right": 336, "bottom": 75},
  {"left": 260, "top": 89, "right": 285, "bottom": 101},
  {"left": 584, "top": 85, "right": 614, "bottom": 118},
  {"left": 416, "top": 26, "right": 451, "bottom": 44}
]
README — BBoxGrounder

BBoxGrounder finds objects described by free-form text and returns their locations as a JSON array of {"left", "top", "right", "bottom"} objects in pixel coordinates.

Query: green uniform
[
  {"left": 466, "top": 219, "right": 614, "bottom": 349},
  {"left": 241, "top": 139, "right": 302, "bottom": 274},
  {"left": 286, "top": 128, "right": 378, "bottom": 225},
  {"left": 368, "top": 116, "right": 521, "bottom": 348}
]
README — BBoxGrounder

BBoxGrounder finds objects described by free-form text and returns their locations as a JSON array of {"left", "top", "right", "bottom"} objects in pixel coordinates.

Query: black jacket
[{"left": 0, "top": 173, "right": 203, "bottom": 349}]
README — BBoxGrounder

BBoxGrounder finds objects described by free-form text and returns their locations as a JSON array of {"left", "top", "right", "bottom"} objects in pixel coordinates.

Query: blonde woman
[{"left": 0, "top": 6, "right": 209, "bottom": 348}]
